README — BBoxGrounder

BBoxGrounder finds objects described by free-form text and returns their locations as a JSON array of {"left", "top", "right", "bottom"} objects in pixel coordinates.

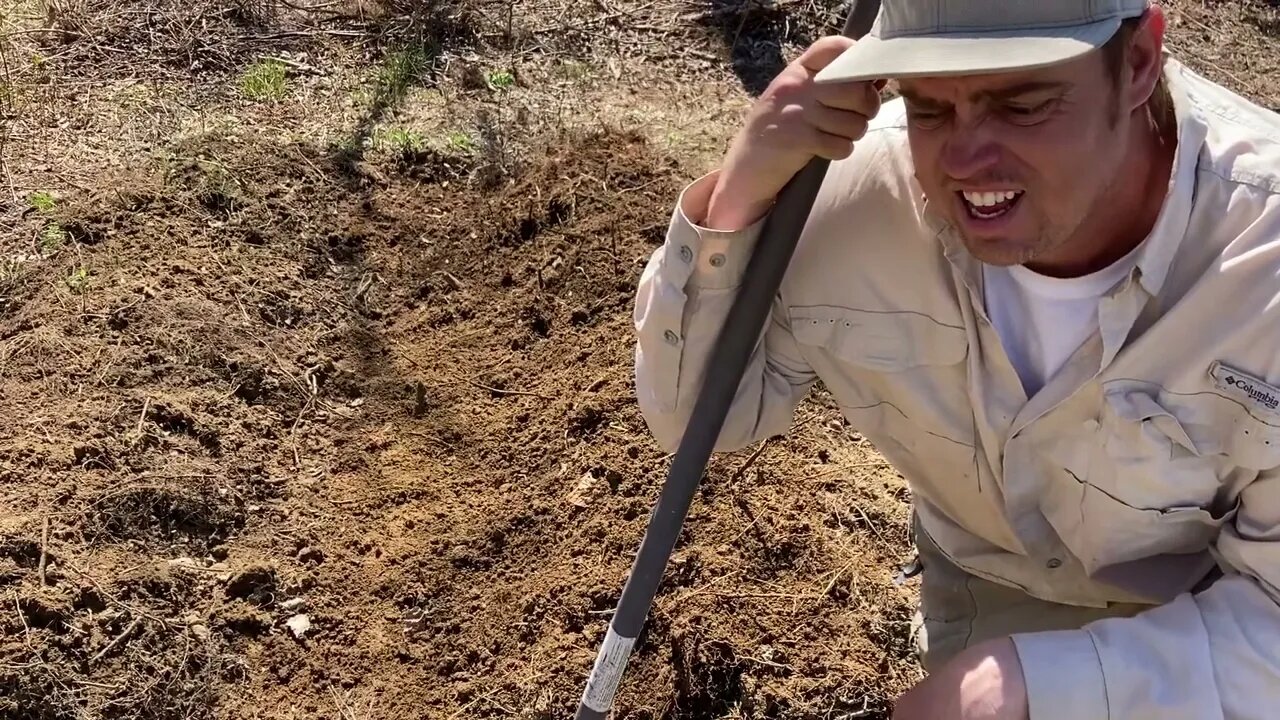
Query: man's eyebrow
[
  {"left": 898, "top": 89, "right": 947, "bottom": 107},
  {"left": 898, "top": 80, "right": 1072, "bottom": 107},
  {"left": 979, "top": 80, "right": 1073, "bottom": 102}
]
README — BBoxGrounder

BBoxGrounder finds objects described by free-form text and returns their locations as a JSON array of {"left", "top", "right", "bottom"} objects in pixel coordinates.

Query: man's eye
[
  {"left": 908, "top": 108, "right": 949, "bottom": 127},
  {"left": 1003, "top": 100, "right": 1054, "bottom": 122}
]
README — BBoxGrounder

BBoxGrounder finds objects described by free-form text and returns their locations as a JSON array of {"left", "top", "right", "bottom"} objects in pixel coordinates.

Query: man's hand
[
  {"left": 893, "top": 638, "right": 1030, "bottom": 720},
  {"left": 705, "top": 36, "right": 883, "bottom": 230}
]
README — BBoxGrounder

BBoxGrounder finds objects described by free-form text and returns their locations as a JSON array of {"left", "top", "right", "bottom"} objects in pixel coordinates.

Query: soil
[
  {"left": 0, "top": 0, "right": 1276, "bottom": 718},
  {"left": 1, "top": 114, "right": 918, "bottom": 720}
]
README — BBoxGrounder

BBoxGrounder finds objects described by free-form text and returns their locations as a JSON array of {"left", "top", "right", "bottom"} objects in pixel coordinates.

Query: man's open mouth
[{"left": 959, "top": 190, "right": 1024, "bottom": 220}]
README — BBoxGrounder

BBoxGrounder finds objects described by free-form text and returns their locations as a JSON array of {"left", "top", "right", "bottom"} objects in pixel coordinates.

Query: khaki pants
[{"left": 912, "top": 521, "right": 1153, "bottom": 672}]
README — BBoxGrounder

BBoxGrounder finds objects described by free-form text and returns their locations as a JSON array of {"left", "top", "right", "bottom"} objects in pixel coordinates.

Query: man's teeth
[{"left": 962, "top": 190, "right": 1021, "bottom": 207}]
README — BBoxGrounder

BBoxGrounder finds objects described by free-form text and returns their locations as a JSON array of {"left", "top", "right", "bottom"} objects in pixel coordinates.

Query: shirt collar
[{"left": 1133, "top": 57, "right": 1209, "bottom": 298}]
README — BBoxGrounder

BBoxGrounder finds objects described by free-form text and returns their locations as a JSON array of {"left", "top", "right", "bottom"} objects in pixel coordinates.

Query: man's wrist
[{"left": 704, "top": 177, "right": 774, "bottom": 231}]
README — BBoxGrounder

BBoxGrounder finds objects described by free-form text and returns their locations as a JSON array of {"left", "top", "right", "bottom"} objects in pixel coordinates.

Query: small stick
[
  {"left": 89, "top": 615, "right": 142, "bottom": 666},
  {"left": 38, "top": 517, "right": 49, "bottom": 586},
  {"left": 59, "top": 560, "right": 172, "bottom": 628},
  {"left": 852, "top": 504, "right": 888, "bottom": 545},
  {"left": 407, "top": 431, "right": 455, "bottom": 452},
  {"left": 505, "top": 1, "right": 515, "bottom": 46},
  {"left": 74, "top": 679, "right": 123, "bottom": 690},
  {"left": 468, "top": 381, "right": 552, "bottom": 400},
  {"left": 728, "top": 440, "right": 770, "bottom": 484},
  {"left": 821, "top": 558, "right": 860, "bottom": 598},
  {"left": 435, "top": 270, "right": 465, "bottom": 290},
  {"left": 0, "top": 159, "right": 15, "bottom": 206},
  {"left": 262, "top": 55, "right": 326, "bottom": 76},
  {"left": 135, "top": 397, "right": 150, "bottom": 438},
  {"left": 703, "top": 590, "right": 822, "bottom": 601},
  {"left": 12, "top": 591, "right": 29, "bottom": 636},
  {"left": 412, "top": 381, "right": 428, "bottom": 418}
]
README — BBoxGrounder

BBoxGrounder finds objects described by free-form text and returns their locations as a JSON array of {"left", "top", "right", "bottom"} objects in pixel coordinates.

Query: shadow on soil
[{"left": 700, "top": 0, "right": 845, "bottom": 95}]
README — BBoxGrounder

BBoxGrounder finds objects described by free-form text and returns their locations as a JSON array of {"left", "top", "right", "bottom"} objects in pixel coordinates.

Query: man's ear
[{"left": 1125, "top": 7, "right": 1167, "bottom": 114}]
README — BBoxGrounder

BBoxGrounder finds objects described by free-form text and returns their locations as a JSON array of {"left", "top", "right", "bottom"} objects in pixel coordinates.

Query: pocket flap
[
  {"left": 789, "top": 306, "right": 967, "bottom": 372},
  {"left": 1104, "top": 385, "right": 1280, "bottom": 469},
  {"left": 1105, "top": 390, "right": 1201, "bottom": 455}
]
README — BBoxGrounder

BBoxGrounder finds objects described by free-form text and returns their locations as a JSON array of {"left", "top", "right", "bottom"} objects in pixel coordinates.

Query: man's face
[{"left": 898, "top": 53, "right": 1130, "bottom": 269}]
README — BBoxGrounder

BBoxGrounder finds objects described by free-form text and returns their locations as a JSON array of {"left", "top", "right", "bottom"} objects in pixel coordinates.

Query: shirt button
[
  {"left": 663, "top": 330, "right": 680, "bottom": 346},
  {"left": 709, "top": 253, "right": 726, "bottom": 268},
  {"left": 1046, "top": 558, "right": 1062, "bottom": 569},
  {"left": 679, "top": 245, "right": 693, "bottom": 263}
]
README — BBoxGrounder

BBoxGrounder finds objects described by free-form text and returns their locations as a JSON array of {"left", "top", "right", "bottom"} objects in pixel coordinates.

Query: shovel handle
[{"left": 574, "top": 2, "right": 881, "bottom": 717}]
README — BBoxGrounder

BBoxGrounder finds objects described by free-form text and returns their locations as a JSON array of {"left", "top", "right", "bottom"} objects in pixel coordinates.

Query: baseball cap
[{"left": 815, "top": 0, "right": 1149, "bottom": 84}]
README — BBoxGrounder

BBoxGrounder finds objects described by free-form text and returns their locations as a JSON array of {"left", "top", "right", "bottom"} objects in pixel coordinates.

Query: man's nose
[{"left": 939, "top": 128, "right": 1002, "bottom": 181}]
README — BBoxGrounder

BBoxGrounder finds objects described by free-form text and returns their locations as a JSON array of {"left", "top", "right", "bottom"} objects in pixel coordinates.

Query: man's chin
[{"left": 958, "top": 235, "right": 1038, "bottom": 268}]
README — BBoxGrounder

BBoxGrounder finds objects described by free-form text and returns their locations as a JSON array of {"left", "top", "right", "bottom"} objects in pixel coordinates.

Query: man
[{"left": 633, "top": 0, "right": 1280, "bottom": 717}]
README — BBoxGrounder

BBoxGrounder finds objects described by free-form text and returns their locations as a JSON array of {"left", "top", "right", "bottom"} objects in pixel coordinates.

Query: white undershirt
[{"left": 982, "top": 245, "right": 1143, "bottom": 396}]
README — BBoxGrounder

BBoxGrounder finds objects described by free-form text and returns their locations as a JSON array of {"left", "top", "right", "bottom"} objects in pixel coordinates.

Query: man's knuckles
[
  {"left": 762, "top": 69, "right": 812, "bottom": 106},
  {"left": 805, "top": 104, "right": 868, "bottom": 142},
  {"left": 813, "top": 80, "right": 880, "bottom": 115},
  {"left": 797, "top": 35, "right": 856, "bottom": 72}
]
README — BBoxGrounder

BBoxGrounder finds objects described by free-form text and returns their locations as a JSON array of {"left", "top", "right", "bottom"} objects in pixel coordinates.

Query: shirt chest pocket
[
  {"left": 789, "top": 306, "right": 980, "bottom": 515},
  {"left": 1042, "top": 387, "right": 1280, "bottom": 579},
  {"left": 788, "top": 306, "right": 969, "bottom": 373}
]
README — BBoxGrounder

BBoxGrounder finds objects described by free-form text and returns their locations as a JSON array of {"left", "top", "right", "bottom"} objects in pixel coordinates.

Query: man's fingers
[
  {"left": 810, "top": 128, "right": 856, "bottom": 161},
  {"left": 797, "top": 35, "right": 856, "bottom": 73},
  {"left": 805, "top": 104, "right": 870, "bottom": 144},
  {"left": 813, "top": 79, "right": 882, "bottom": 115}
]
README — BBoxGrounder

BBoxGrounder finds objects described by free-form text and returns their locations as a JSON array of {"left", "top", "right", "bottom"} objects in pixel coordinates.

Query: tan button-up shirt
[{"left": 634, "top": 57, "right": 1280, "bottom": 719}]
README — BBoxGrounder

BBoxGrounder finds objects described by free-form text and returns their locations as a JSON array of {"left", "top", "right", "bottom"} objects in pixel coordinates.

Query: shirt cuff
[
  {"left": 1011, "top": 629, "right": 1109, "bottom": 720},
  {"left": 666, "top": 171, "right": 767, "bottom": 291}
]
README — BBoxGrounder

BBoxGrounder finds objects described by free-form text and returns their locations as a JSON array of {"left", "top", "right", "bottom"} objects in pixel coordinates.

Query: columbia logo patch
[{"left": 1210, "top": 361, "right": 1280, "bottom": 413}]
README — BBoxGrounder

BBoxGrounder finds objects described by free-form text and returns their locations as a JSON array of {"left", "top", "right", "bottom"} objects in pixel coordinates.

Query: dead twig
[
  {"left": 328, "top": 684, "right": 360, "bottom": 720},
  {"left": 468, "top": 381, "right": 552, "bottom": 400},
  {"left": 407, "top": 430, "right": 454, "bottom": 450},
  {"left": 247, "top": 28, "right": 364, "bottom": 40},
  {"left": 412, "top": 381, "right": 428, "bottom": 418},
  {"left": 821, "top": 557, "right": 860, "bottom": 599},
  {"left": 703, "top": 589, "right": 822, "bottom": 601},
  {"left": 74, "top": 679, "right": 123, "bottom": 690},
  {"left": 852, "top": 504, "right": 888, "bottom": 545},
  {"left": 134, "top": 396, "right": 151, "bottom": 440},
  {"left": 262, "top": 54, "right": 327, "bottom": 75},
  {"left": 434, "top": 270, "right": 465, "bottom": 290},
  {"left": 38, "top": 516, "right": 49, "bottom": 586},
  {"left": 743, "top": 654, "right": 792, "bottom": 670},
  {"left": 728, "top": 439, "right": 770, "bottom": 484},
  {"left": 667, "top": 569, "right": 743, "bottom": 607},
  {"left": 89, "top": 614, "right": 143, "bottom": 666},
  {"left": 12, "top": 590, "right": 30, "bottom": 637},
  {"left": 0, "top": 25, "right": 16, "bottom": 205},
  {"left": 800, "top": 460, "right": 892, "bottom": 483},
  {"left": 60, "top": 559, "right": 175, "bottom": 629}
]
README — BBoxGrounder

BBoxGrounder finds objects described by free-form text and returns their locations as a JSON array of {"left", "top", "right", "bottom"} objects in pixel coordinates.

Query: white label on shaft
[{"left": 581, "top": 628, "right": 636, "bottom": 712}]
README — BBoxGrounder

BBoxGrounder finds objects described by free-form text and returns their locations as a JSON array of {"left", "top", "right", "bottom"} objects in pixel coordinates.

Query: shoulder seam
[{"left": 1197, "top": 165, "right": 1280, "bottom": 196}]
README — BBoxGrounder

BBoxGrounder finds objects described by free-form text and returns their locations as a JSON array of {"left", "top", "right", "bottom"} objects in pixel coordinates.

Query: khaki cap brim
[{"left": 814, "top": 15, "right": 1123, "bottom": 84}]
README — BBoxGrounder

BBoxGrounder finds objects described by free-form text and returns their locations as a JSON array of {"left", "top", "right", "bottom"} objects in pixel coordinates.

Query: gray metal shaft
[{"left": 573, "top": 3, "right": 881, "bottom": 716}]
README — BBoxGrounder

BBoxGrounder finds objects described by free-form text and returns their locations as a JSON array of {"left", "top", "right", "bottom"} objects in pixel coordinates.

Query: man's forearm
[
  {"left": 633, "top": 173, "right": 815, "bottom": 453},
  {"left": 705, "top": 173, "right": 774, "bottom": 231}
]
